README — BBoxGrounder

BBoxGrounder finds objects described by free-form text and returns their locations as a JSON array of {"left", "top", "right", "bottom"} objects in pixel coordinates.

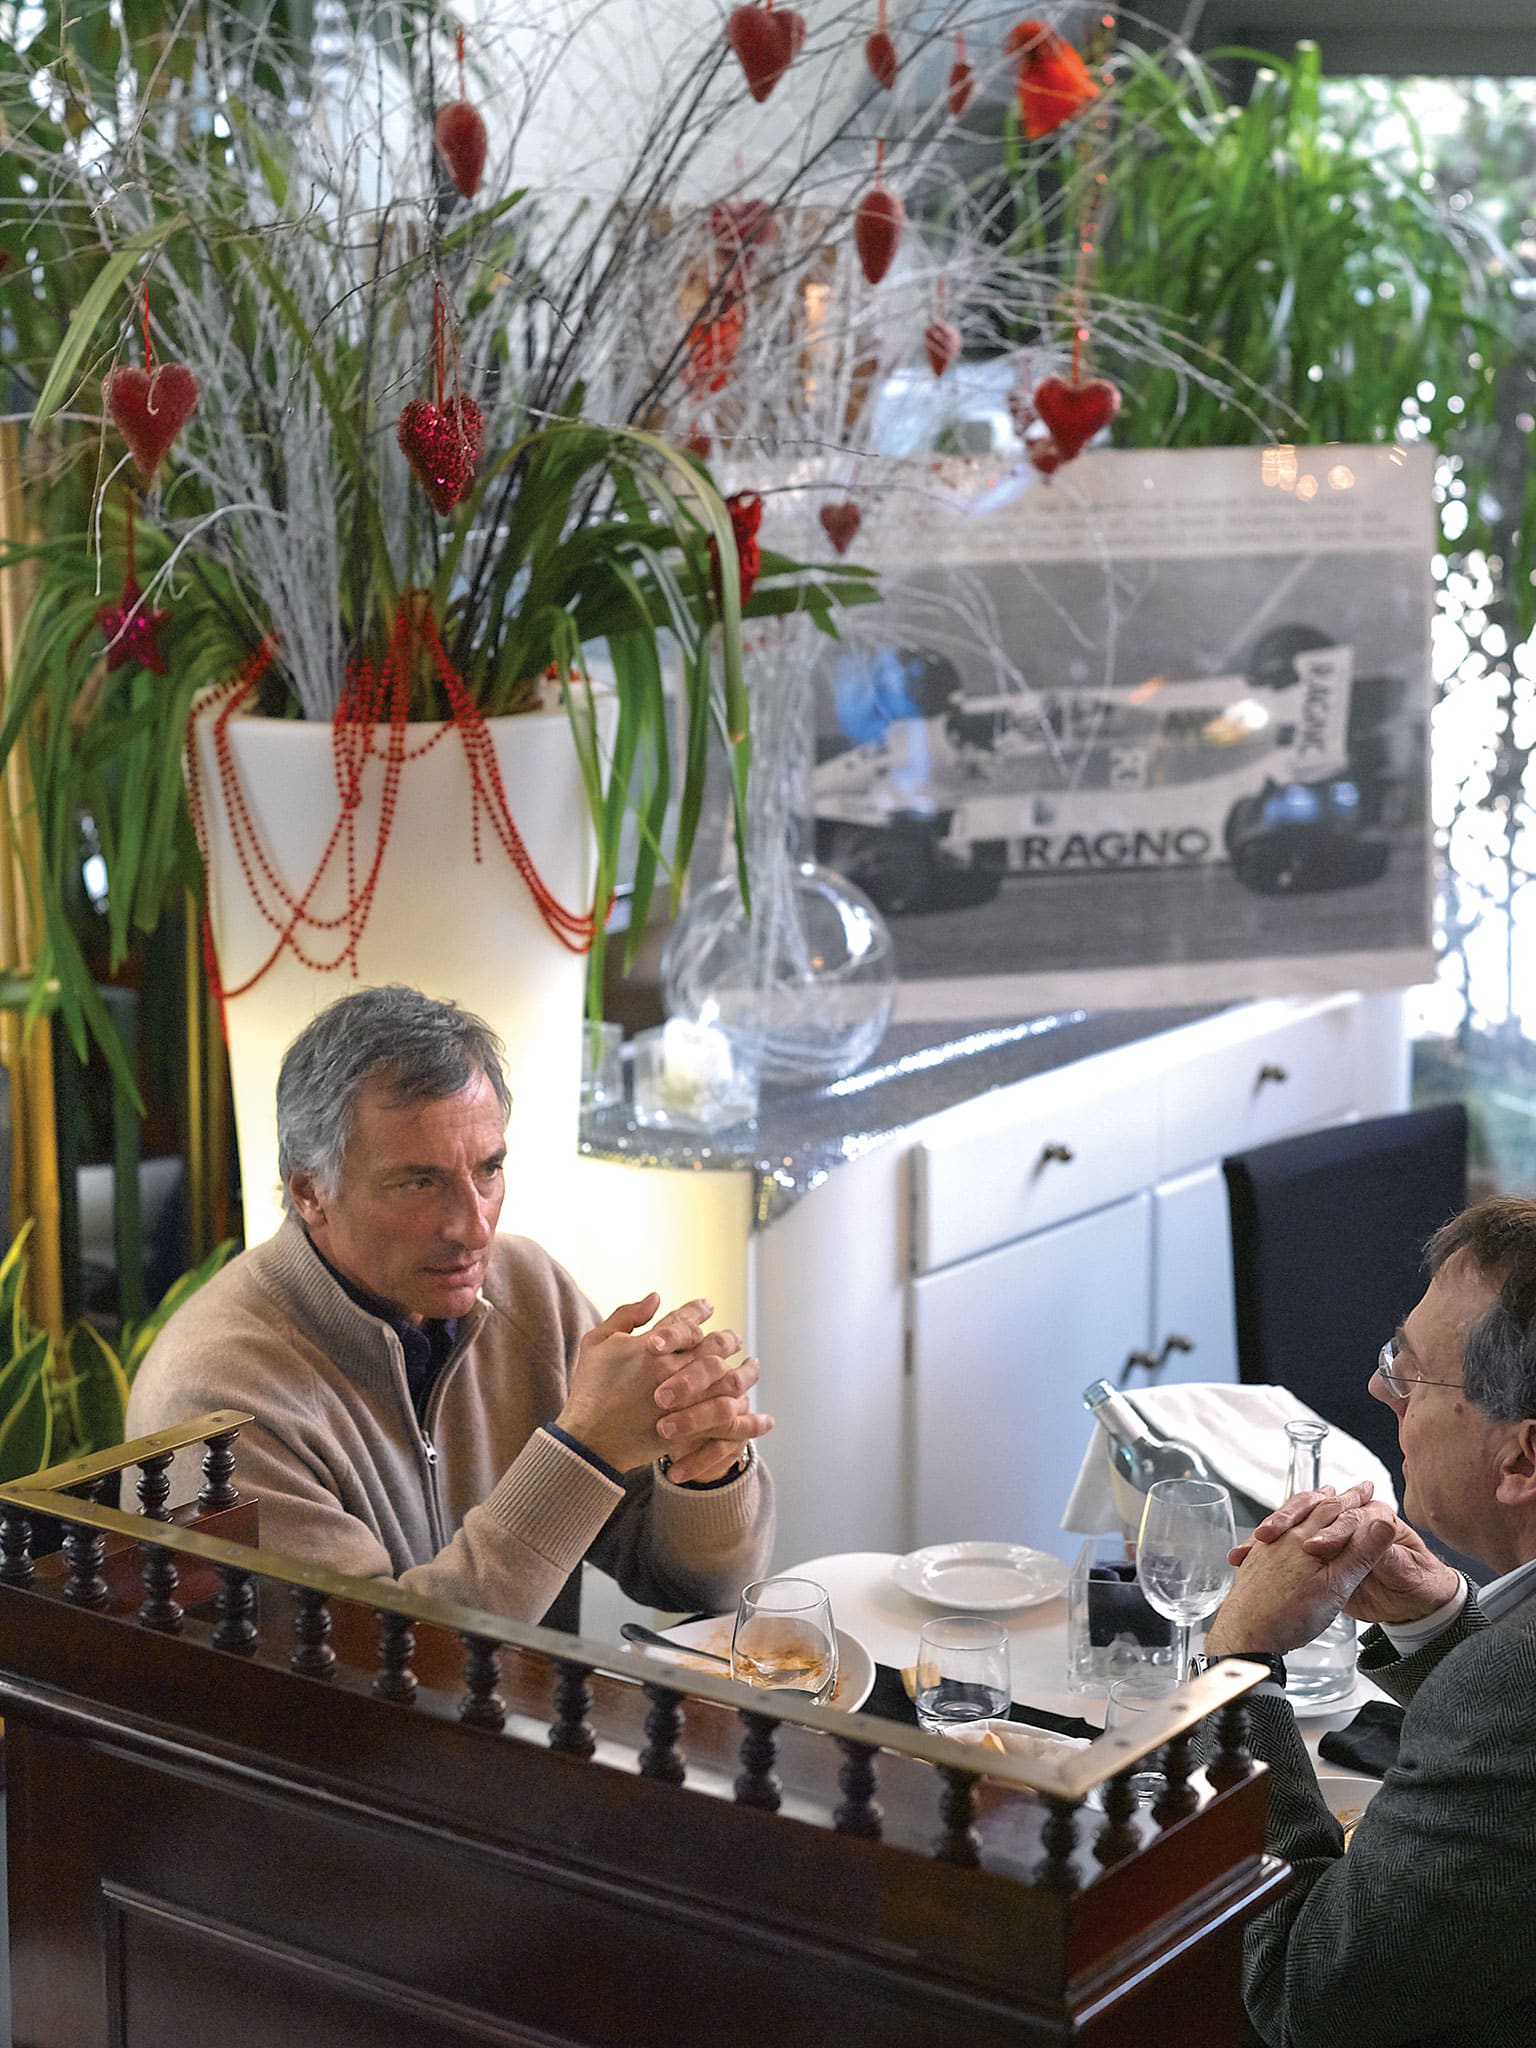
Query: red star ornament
[{"left": 96, "top": 575, "right": 171, "bottom": 673}]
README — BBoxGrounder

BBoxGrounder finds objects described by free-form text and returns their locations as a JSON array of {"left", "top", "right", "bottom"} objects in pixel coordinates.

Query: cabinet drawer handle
[
  {"left": 1256, "top": 1062, "right": 1289, "bottom": 1087},
  {"left": 1038, "top": 1142, "right": 1075, "bottom": 1167},
  {"left": 1119, "top": 1334, "right": 1195, "bottom": 1386}
]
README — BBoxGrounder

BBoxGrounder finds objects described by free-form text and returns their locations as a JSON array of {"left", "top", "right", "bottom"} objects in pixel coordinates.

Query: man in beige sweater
[{"left": 128, "top": 985, "right": 774, "bottom": 1631}]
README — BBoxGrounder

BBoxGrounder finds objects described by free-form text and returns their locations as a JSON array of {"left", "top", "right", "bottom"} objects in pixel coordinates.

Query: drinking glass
[
  {"left": 1135, "top": 1478, "right": 1237, "bottom": 1682},
  {"left": 914, "top": 1614, "right": 1011, "bottom": 1734},
  {"left": 1105, "top": 1673, "right": 1175, "bottom": 1804},
  {"left": 731, "top": 1578, "right": 838, "bottom": 1704}
]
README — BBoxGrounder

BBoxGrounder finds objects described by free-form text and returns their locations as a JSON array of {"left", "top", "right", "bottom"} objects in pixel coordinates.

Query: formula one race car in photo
[{"left": 810, "top": 625, "right": 1407, "bottom": 916}]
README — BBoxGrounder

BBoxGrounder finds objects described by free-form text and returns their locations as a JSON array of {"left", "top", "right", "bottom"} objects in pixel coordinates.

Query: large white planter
[{"left": 190, "top": 698, "right": 601, "bottom": 1260}]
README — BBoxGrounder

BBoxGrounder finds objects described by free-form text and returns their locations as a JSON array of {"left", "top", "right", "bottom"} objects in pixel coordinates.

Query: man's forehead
[{"left": 1412, "top": 1251, "right": 1499, "bottom": 1349}]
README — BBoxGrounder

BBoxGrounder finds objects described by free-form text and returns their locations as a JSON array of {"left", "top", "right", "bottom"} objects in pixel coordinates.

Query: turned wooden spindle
[
  {"left": 933, "top": 1766, "right": 981, "bottom": 1868},
  {"left": 137, "top": 1543, "right": 184, "bottom": 1633},
  {"left": 198, "top": 1428, "right": 240, "bottom": 1511},
  {"left": 1206, "top": 1698, "right": 1255, "bottom": 1790},
  {"left": 0, "top": 1508, "right": 35, "bottom": 1587},
  {"left": 373, "top": 1610, "right": 418, "bottom": 1704},
  {"left": 1153, "top": 1727, "right": 1200, "bottom": 1824},
  {"left": 833, "top": 1738, "right": 883, "bottom": 1839},
  {"left": 1093, "top": 1772, "right": 1142, "bottom": 1865},
  {"left": 290, "top": 1586, "right": 336, "bottom": 1678},
  {"left": 638, "top": 1684, "right": 686, "bottom": 1785},
  {"left": 212, "top": 1566, "right": 259, "bottom": 1654},
  {"left": 1037, "top": 1795, "right": 1084, "bottom": 1892},
  {"left": 733, "top": 1711, "right": 782, "bottom": 1811},
  {"left": 62, "top": 1485, "right": 110, "bottom": 1609},
  {"left": 459, "top": 1634, "right": 507, "bottom": 1731},
  {"left": 134, "top": 1450, "right": 175, "bottom": 1522},
  {"left": 548, "top": 1659, "right": 596, "bottom": 1758}
]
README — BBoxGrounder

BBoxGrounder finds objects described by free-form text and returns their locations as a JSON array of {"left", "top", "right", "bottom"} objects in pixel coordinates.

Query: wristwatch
[
  {"left": 1189, "top": 1650, "right": 1288, "bottom": 1689},
  {"left": 657, "top": 1439, "right": 755, "bottom": 1487}
]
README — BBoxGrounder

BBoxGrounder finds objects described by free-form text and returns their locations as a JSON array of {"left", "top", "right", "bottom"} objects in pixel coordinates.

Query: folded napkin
[
  {"left": 1061, "top": 1381, "right": 1398, "bottom": 1537},
  {"left": 1318, "top": 1700, "right": 1404, "bottom": 1780}
]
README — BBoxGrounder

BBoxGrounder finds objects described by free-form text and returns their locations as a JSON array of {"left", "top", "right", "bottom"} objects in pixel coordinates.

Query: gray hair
[
  {"left": 1426, "top": 1198, "right": 1536, "bottom": 1422},
  {"left": 276, "top": 985, "right": 513, "bottom": 1205}
]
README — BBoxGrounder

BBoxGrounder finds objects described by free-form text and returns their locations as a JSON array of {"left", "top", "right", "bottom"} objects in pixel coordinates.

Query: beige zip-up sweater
[{"left": 127, "top": 1214, "right": 774, "bottom": 1627}]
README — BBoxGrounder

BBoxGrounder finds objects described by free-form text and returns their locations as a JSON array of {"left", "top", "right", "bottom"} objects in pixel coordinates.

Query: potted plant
[{"left": 0, "top": 2, "right": 903, "bottom": 1239}]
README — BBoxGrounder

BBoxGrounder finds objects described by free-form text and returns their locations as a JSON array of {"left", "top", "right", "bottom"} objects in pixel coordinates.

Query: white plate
[
  {"left": 890, "top": 1541, "right": 1070, "bottom": 1613},
  {"left": 1315, "top": 1770, "right": 1379, "bottom": 1840},
  {"left": 621, "top": 1618, "right": 876, "bottom": 1713}
]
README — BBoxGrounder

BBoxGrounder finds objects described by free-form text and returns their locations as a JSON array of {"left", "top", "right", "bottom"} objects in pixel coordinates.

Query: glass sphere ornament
[{"left": 662, "top": 858, "right": 896, "bottom": 1087}]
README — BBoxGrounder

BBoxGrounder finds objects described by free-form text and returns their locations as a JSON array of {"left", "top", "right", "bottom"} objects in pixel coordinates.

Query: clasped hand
[
  {"left": 1205, "top": 1481, "right": 1462, "bottom": 1657},
  {"left": 556, "top": 1292, "right": 773, "bottom": 1484}
]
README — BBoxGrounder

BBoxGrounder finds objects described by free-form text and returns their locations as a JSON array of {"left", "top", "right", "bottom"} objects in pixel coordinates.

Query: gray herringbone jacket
[{"left": 1240, "top": 1580, "right": 1536, "bottom": 2047}]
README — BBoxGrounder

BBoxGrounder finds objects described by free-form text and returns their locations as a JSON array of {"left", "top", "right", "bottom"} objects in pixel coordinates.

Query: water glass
[
  {"left": 914, "top": 1614, "right": 1011, "bottom": 1735},
  {"left": 1104, "top": 1673, "right": 1175, "bottom": 1804},
  {"left": 731, "top": 1577, "right": 838, "bottom": 1704},
  {"left": 1136, "top": 1478, "right": 1237, "bottom": 1681}
]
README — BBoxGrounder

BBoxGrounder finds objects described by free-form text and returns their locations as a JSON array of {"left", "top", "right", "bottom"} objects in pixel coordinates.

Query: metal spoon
[{"left": 620, "top": 1621, "right": 730, "bottom": 1666}]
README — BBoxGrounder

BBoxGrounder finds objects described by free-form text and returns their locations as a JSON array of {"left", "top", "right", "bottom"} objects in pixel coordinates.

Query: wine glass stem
[{"left": 1174, "top": 1620, "right": 1192, "bottom": 1683}]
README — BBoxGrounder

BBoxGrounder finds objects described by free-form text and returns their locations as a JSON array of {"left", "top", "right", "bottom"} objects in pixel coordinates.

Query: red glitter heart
[
  {"left": 726, "top": 4, "right": 805, "bottom": 104},
  {"left": 924, "top": 319, "right": 961, "bottom": 378},
  {"left": 819, "top": 501, "right": 861, "bottom": 554},
  {"left": 397, "top": 394, "right": 485, "bottom": 514},
  {"left": 104, "top": 363, "right": 199, "bottom": 482},
  {"left": 435, "top": 100, "right": 488, "bottom": 199},
  {"left": 854, "top": 184, "right": 904, "bottom": 286},
  {"left": 1032, "top": 374, "right": 1120, "bottom": 461},
  {"left": 866, "top": 29, "right": 898, "bottom": 89}
]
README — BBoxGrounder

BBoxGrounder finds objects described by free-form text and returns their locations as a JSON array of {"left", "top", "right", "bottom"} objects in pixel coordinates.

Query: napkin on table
[{"left": 1061, "top": 1381, "right": 1398, "bottom": 1537}]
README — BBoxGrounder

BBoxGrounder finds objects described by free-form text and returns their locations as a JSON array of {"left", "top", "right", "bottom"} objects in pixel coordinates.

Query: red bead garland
[{"left": 184, "top": 599, "right": 599, "bottom": 1016}]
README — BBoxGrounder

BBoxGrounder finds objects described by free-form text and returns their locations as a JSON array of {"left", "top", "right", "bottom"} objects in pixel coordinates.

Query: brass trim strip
[{"left": 19, "top": 1410, "right": 255, "bottom": 1492}]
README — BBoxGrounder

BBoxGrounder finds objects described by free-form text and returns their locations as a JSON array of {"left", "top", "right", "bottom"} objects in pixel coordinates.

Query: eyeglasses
[{"left": 1376, "top": 1334, "right": 1462, "bottom": 1399}]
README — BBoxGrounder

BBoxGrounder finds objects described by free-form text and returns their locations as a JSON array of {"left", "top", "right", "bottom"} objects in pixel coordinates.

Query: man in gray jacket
[
  {"left": 128, "top": 985, "right": 774, "bottom": 1632},
  {"left": 1202, "top": 1197, "right": 1536, "bottom": 2048}
]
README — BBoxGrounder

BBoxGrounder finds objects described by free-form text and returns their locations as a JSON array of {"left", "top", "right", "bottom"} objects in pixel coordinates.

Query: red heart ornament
[
  {"left": 1032, "top": 374, "right": 1120, "bottom": 461},
  {"left": 947, "top": 52, "right": 976, "bottom": 119},
  {"left": 104, "top": 363, "right": 200, "bottom": 482},
  {"left": 727, "top": 4, "right": 805, "bottom": 103},
  {"left": 924, "top": 319, "right": 961, "bottom": 378},
  {"left": 397, "top": 394, "right": 485, "bottom": 514},
  {"left": 865, "top": 29, "right": 898, "bottom": 89},
  {"left": 854, "top": 184, "right": 904, "bottom": 286},
  {"left": 819, "top": 501, "right": 861, "bottom": 554},
  {"left": 435, "top": 100, "right": 488, "bottom": 199}
]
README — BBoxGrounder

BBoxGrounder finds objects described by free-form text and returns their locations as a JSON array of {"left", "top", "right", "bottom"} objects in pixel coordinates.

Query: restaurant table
[{"left": 786, "top": 1549, "right": 1387, "bottom": 1794}]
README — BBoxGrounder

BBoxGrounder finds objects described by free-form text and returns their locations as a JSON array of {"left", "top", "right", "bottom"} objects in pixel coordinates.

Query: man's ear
[
  {"left": 287, "top": 1171, "right": 326, "bottom": 1229},
  {"left": 1494, "top": 1420, "right": 1536, "bottom": 1509}
]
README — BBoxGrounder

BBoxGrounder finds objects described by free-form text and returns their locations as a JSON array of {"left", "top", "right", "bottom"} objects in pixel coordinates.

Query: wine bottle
[{"left": 1082, "top": 1379, "right": 1217, "bottom": 1539}]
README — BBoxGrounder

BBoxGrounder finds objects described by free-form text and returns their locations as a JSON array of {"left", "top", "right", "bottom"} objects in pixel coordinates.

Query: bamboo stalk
[{"left": 0, "top": 423, "right": 65, "bottom": 1343}]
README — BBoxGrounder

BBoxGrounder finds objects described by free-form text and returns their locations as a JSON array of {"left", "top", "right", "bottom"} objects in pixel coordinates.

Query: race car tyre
[
  {"left": 1246, "top": 623, "right": 1335, "bottom": 691},
  {"left": 823, "top": 824, "right": 940, "bottom": 916},
  {"left": 1231, "top": 831, "right": 1391, "bottom": 895}
]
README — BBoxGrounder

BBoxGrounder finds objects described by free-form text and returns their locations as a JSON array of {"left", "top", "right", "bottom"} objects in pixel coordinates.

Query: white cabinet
[
  {"left": 1147, "top": 1165, "right": 1240, "bottom": 1392},
  {"left": 911, "top": 1196, "right": 1152, "bottom": 1557}
]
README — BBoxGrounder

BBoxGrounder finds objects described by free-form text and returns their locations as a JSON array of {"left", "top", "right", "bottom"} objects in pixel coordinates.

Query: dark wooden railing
[{"left": 0, "top": 1418, "right": 1287, "bottom": 2048}]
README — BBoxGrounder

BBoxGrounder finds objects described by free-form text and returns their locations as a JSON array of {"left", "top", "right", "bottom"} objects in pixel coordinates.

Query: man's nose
[
  {"left": 441, "top": 1175, "right": 494, "bottom": 1244},
  {"left": 1368, "top": 1363, "right": 1407, "bottom": 1416}
]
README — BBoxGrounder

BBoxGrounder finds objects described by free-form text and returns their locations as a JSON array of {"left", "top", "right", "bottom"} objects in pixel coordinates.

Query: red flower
[
  {"left": 1005, "top": 19, "right": 1099, "bottom": 140},
  {"left": 96, "top": 575, "right": 170, "bottom": 673},
  {"left": 710, "top": 490, "right": 764, "bottom": 611}
]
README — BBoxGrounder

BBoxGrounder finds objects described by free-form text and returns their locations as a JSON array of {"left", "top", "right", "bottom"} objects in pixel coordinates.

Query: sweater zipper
[{"left": 419, "top": 1426, "right": 446, "bottom": 1551}]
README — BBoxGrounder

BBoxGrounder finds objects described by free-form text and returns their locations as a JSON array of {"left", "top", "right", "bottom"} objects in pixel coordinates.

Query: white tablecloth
[{"left": 784, "top": 1548, "right": 1385, "bottom": 1791}]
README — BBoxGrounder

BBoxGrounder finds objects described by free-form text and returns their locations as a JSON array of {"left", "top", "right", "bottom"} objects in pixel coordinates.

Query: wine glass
[
  {"left": 914, "top": 1614, "right": 1011, "bottom": 1734},
  {"left": 731, "top": 1577, "right": 839, "bottom": 1704},
  {"left": 1135, "top": 1478, "right": 1236, "bottom": 1683}
]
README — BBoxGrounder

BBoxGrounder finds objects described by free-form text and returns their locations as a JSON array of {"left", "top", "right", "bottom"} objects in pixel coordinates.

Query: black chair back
[{"left": 1223, "top": 1104, "right": 1468, "bottom": 1513}]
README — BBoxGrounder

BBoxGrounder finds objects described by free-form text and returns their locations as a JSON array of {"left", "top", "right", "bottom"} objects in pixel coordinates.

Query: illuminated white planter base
[{"left": 191, "top": 700, "right": 598, "bottom": 1264}]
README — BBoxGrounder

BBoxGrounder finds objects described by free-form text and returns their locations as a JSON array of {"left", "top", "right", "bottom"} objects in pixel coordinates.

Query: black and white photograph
[{"left": 802, "top": 446, "right": 1436, "bottom": 1015}]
